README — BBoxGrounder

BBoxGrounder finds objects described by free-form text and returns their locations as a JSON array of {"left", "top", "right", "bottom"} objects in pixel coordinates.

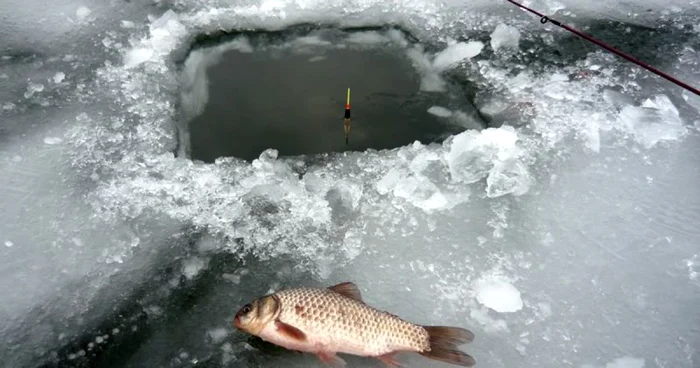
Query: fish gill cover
[{"left": 0, "top": 0, "right": 699, "bottom": 367}]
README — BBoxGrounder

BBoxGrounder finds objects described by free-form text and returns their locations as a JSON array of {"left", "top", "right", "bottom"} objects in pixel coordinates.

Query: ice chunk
[
  {"left": 376, "top": 167, "right": 403, "bottom": 195},
  {"left": 145, "top": 13, "right": 188, "bottom": 58},
  {"left": 470, "top": 307, "right": 510, "bottom": 333},
  {"left": 445, "top": 131, "right": 499, "bottom": 184},
  {"left": 346, "top": 31, "right": 389, "bottom": 44},
  {"left": 605, "top": 357, "right": 645, "bottom": 368},
  {"left": 406, "top": 46, "right": 446, "bottom": 92},
  {"left": 342, "top": 228, "right": 364, "bottom": 261},
  {"left": 475, "top": 277, "right": 523, "bottom": 313},
  {"left": 222, "top": 273, "right": 241, "bottom": 284},
  {"left": 486, "top": 158, "right": 532, "bottom": 198},
  {"left": 393, "top": 175, "right": 448, "bottom": 211},
  {"left": 292, "top": 36, "right": 331, "bottom": 46},
  {"left": 24, "top": 82, "right": 44, "bottom": 98},
  {"left": 377, "top": 159, "right": 467, "bottom": 213},
  {"left": 490, "top": 23, "right": 520, "bottom": 51},
  {"left": 226, "top": 37, "right": 254, "bottom": 53},
  {"left": 76, "top": 6, "right": 91, "bottom": 21},
  {"left": 427, "top": 106, "right": 453, "bottom": 117},
  {"left": 182, "top": 257, "right": 209, "bottom": 280},
  {"left": 43, "top": 136, "right": 63, "bottom": 145},
  {"left": 196, "top": 233, "right": 219, "bottom": 252},
  {"left": 206, "top": 327, "right": 230, "bottom": 344},
  {"left": 325, "top": 180, "right": 363, "bottom": 223},
  {"left": 686, "top": 254, "right": 699, "bottom": 281},
  {"left": 433, "top": 41, "right": 483, "bottom": 71},
  {"left": 52, "top": 72, "right": 65, "bottom": 84},
  {"left": 618, "top": 95, "right": 686, "bottom": 148},
  {"left": 408, "top": 150, "right": 441, "bottom": 174},
  {"left": 445, "top": 126, "right": 528, "bottom": 195},
  {"left": 124, "top": 48, "right": 154, "bottom": 68},
  {"left": 682, "top": 89, "right": 700, "bottom": 113},
  {"left": 584, "top": 119, "right": 601, "bottom": 153},
  {"left": 4, "top": 240, "right": 13, "bottom": 248}
]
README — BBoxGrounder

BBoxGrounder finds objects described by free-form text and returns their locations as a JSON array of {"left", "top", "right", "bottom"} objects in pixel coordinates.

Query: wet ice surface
[{"left": 1, "top": 0, "right": 700, "bottom": 367}]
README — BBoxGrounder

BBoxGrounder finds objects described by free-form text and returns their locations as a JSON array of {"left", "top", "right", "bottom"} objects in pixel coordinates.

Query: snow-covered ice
[{"left": 1, "top": 0, "right": 699, "bottom": 367}]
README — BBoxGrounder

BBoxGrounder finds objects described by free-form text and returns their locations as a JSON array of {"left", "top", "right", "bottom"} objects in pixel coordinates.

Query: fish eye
[{"left": 241, "top": 304, "right": 252, "bottom": 314}]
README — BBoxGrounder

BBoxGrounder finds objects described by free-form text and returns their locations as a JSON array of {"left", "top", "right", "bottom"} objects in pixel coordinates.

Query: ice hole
[{"left": 178, "top": 27, "right": 485, "bottom": 162}]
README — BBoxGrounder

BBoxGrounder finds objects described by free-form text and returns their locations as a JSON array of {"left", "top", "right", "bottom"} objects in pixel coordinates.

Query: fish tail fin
[{"left": 420, "top": 326, "right": 476, "bottom": 367}]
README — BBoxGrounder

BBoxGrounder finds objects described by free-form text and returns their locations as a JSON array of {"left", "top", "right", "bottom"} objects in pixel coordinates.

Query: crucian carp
[{"left": 233, "top": 282, "right": 476, "bottom": 367}]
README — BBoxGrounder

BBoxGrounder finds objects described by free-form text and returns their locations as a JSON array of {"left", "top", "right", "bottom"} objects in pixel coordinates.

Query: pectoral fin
[
  {"left": 275, "top": 319, "right": 307, "bottom": 341},
  {"left": 315, "top": 351, "right": 347, "bottom": 368},
  {"left": 377, "top": 353, "right": 404, "bottom": 367},
  {"left": 328, "top": 282, "right": 363, "bottom": 302}
]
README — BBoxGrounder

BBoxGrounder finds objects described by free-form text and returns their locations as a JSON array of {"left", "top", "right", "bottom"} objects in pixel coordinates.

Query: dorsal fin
[{"left": 328, "top": 282, "right": 363, "bottom": 302}]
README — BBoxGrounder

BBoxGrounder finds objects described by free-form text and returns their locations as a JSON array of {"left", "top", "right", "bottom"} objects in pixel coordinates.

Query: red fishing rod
[{"left": 505, "top": 0, "right": 700, "bottom": 96}]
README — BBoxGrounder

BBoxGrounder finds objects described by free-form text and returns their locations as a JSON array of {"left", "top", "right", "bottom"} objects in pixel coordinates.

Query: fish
[{"left": 233, "top": 282, "right": 476, "bottom": 367}]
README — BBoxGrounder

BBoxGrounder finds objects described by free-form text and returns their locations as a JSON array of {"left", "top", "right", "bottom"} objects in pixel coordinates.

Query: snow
[{"left": 1, "top": 0, "right": 699, "bottom": 367}]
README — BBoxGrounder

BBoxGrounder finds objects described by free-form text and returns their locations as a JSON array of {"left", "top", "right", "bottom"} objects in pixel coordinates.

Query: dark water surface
[{"left": 187, "top": 37, "right": 473, "bottom": 162}]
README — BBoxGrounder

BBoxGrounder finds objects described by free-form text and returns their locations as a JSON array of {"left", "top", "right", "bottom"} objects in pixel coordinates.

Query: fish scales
[{"left": 275, "top": 287, "right": 430, "bottom": 356}]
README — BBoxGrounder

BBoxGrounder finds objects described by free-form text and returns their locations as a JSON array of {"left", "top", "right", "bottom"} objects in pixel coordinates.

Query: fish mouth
[{"left": 233, "top": 315, "right": 241, "bottom": 328}]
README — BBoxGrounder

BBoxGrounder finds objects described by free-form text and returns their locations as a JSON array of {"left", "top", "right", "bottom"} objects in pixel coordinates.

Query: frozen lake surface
[{"left": 1, "top": 0, "right": 699, "bottom": 367}]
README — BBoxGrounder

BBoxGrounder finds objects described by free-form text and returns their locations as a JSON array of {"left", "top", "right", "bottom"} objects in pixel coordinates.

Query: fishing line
[{"left": 504, "top": 0, "right": 700, "bottom": 96}]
